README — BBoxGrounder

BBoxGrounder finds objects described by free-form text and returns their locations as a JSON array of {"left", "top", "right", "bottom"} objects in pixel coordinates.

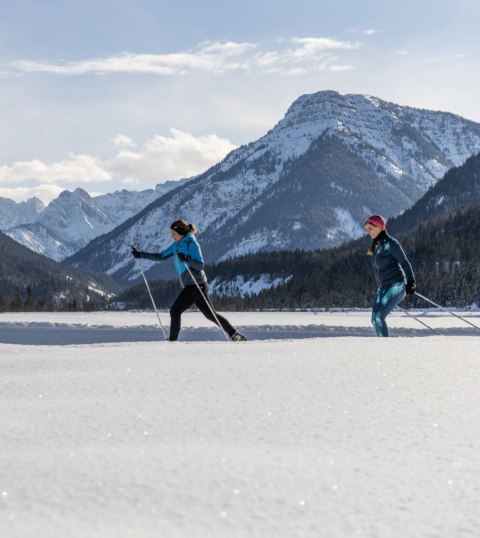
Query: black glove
[
  {"left": 177, "top": 252, "right": 191, "bottom": 262},
  {"left": 131, "top": 246, "right": 141, "bottom": 258},
  {"left": 405, "top": 280, "right": 416, "bottom": 295}
]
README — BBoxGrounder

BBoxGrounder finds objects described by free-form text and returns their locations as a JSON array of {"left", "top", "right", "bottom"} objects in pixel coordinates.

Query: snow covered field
[{"left": 1, "top": 310, "right": 480, "bottom": 537}]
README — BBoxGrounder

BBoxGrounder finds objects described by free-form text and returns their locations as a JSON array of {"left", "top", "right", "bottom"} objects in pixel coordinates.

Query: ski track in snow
[
  {"left": 1, "top": 310, "right": 480, "bottom": 345},
  {"left": 1, "top": 311, "right": 480, "bottom": 537}
]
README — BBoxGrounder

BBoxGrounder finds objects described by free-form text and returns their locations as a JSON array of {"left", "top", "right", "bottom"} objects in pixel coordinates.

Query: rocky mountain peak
[{"left": 64, "top": 92, "right": 480, "bottom": 286}]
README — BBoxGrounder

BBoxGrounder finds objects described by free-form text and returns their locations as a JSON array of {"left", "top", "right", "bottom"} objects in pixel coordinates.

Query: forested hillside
[
  {"left": 389, "top": 152, "right": 480, "bottom": 234},
  {"left": 0, "top": 231, "right": 119, "bottom": 311},
  {"left": 113, "top": 200, "right": 480, "bottom": 310}
]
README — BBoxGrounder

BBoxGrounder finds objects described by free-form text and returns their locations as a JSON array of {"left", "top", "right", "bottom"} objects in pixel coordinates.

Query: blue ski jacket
[
  {"left": 370, "top": 231, "right": 415, "bottom": 289},
  {"left": 137, "top": 233, "right": 207, "bottom": 288}
]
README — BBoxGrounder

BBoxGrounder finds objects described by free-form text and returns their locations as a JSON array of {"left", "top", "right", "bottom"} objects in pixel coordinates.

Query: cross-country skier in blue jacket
[
  {"left": 364, "top": 215, "right": 416, "bottom": 337},
  {"left": 131, "top": 219, "right": 246, "bottom": 342}
]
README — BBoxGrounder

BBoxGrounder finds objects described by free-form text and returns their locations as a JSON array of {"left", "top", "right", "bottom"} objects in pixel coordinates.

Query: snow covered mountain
[
  {"left": 65, "top": 90, "right": 480, "bottom": 286},
  {"left": 0, "top": 197, "right": 45, "bottom": 229},
  {"left": 4, "top": 181, "right": 189, "bottom": 260}
]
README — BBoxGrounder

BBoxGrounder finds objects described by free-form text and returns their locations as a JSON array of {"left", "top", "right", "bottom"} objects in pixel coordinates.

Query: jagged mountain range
[
  {"left": 0, "top": 196, "right": 45, "bottom": 229},
  {"left": 65, "top": 90, "right": 480, "bottom": 286},
  {"left": 2, "top": 179, "right": 190, "bottom": 260}
]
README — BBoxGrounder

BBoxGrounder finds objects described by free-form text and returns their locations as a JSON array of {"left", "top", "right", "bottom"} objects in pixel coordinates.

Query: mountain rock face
[
  {"left": 65, "top": 91, "right": 480, "bottom": 286},
  {"left": 0, "top": 197, "right": 45, "bottom": 229},
  {"left": 4, "top": 183, "right": 187, "bottom": 260}
]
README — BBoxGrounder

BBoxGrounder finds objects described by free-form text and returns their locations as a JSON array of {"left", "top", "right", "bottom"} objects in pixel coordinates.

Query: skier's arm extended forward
[{"left": 130, "top": 244, "right": 174, "bottom": 261}]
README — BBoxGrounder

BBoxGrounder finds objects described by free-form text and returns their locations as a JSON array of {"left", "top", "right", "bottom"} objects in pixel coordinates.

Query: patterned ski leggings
[{"left": 371, "top": 282, "right": 406, "bottom": 337}]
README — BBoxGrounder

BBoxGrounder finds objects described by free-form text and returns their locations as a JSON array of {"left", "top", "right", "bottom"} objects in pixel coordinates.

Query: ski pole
[
  {"left": 396, "top": 305, "right": 442, "bottom": 335},
  {"left": 415, "top": 292, "right": 480, "bottom": 331},
  {"left": 182, "top": 262, "right": 231, "bottom": 341},
  {"left": 130, "top": 247, "right": 167, "bottom": 340}
]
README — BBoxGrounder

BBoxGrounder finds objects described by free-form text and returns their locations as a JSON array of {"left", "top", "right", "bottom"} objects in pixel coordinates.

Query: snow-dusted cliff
[{"left": 4, "top": 182, "right": 189, "bottom": 260}]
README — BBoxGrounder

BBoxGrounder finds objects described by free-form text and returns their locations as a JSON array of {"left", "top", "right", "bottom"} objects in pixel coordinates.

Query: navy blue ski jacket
[
  {"left": 137, "top": 233, "right": 207, "bottom": 288},
  {"left": 370, "top": 231, "right": 415, "bottom": 289}
]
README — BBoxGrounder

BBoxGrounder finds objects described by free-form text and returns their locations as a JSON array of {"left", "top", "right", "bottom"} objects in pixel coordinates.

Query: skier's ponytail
[{"left": 187, "top": 223, "right": 197, "bottom": 234}]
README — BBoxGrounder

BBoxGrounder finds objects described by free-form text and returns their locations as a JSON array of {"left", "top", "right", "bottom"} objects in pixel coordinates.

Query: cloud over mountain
[{"left": 0, "top": 130, "right": 237, "bottom": 202}]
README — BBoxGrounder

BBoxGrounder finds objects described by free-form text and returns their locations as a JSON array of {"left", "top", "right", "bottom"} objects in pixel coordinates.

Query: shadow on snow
[{"left": 0, "top": 322, "right": 478, "bottom": 345}]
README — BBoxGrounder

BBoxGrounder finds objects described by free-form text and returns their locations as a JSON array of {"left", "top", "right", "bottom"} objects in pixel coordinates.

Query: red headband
[{"left": 365, "top": 215, "right": 386, "bottom": 229}]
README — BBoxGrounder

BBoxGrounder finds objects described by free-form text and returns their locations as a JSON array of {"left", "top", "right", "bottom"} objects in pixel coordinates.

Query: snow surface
[{"left": 1, "top": 311, "right": 480, "bottom": 537}]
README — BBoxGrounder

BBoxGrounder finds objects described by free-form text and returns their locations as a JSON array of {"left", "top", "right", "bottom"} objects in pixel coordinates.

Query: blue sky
[{"left": 1, "top": 0, "right": 479, "bottom": 202}]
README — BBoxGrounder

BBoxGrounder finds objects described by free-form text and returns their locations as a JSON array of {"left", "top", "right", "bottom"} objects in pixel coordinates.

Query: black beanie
[{"left": 170, "top": 220, "right": 189, "bottom": 236}]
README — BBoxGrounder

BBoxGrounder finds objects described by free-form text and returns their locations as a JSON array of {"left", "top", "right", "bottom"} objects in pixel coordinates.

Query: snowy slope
[
  {"left": 1, "top": 311, "right": 480, "bottom": 538},
  {"left": 66, "top": 91, "right": 480, "bottom": 285},
  {"left": 390, "top": 150, "right": 480, "bottom": 234}
]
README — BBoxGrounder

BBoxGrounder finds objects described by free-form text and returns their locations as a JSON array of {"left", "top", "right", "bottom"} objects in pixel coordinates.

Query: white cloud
[
  {"left": 0, "top": 129, "right": 237, "bottom": 202},
  {"left": 346, "top": 28, "right": 378, "bottom": 36},
  {"left": 329, "top": 64, "right": 355, "bottom": 72},
  {"left": 290, "top": 37, "right": 361, "bottom": 54},
  {"left": 106, "top": 128, "right": 237, "bottom": 181},
  {"left": 0, "top": 155, "right": 111, "bottom": 184},
  {"left": 0, "top": 184, "right": 64, "bottom": 203},
  {"left": 252, "top": 37, "right": 361, "bottom": 75},
  {"left": 112, "top": 135, "right": 137, "bottom": 150},
  {"left": 198, "top": 40, "right": 255, "bottom": 56},
  {"left": 10, "top": 41, "right": 257, "bottom": 76},
  {"left": 278, "top": 68, "right": 308, "bottom": 76},
  {"left": 254, "top": 51, "right": 282, "bottom": 68},
  {"left": 10, "top": 38, "right": 361, "bottom": 77}
]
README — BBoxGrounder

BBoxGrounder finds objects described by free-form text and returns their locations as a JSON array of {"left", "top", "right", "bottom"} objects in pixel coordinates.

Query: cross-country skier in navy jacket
[
  {"left": 364, "top": 215, "right": 416, "bottom": 337},
  {"left": 131, "top": 219, "right": 246, "bottom": 342}
]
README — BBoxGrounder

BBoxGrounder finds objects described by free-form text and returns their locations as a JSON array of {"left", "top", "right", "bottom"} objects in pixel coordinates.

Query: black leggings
[{"left": 169, "top": 283, "right": 235, "bottom": 340}]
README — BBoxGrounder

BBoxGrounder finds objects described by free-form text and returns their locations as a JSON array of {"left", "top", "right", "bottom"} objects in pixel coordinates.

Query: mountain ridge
[
  {"left": 65, "top": 90, "right": 480, "bottom": 286},
  {"left": 3, "top": 180, "right": 191, "bottom": 260}
]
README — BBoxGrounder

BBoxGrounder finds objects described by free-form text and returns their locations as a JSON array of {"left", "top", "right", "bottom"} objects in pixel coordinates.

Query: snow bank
[{"left": 1, "top": 312, "right": 480, "bottom": 537}]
